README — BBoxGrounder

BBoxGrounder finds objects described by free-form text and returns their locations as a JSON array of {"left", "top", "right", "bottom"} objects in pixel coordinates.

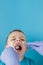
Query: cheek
[
  {"left": 7, "top": 40, "right": 15, "bottom": 47},
  {"left": 22, "top": 40, "right": 26, "bottom": 46},
  {"left": 22, "top": 45, "right": 26, "bottom": 52}
]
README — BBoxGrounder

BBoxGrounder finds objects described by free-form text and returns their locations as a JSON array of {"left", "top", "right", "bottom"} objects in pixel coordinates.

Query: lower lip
[
  {"left": 17, "top": 50, "right": 21, "bottom": 52},
  {"left": 15, "top": 48, "right": 22, "bottom": 53}
]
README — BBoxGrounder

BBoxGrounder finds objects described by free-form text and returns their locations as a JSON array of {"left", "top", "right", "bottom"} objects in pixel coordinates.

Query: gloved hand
[
  {"left": 0, "top": 47, "right": 20, "bottom": 65},
  {"left": 27, "top": 41, "right": 43, "bottom": 56}
]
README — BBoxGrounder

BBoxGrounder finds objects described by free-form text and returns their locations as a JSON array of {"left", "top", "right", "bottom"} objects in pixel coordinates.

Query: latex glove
[
  {"left": 27, "top": 41, "right": 43, "bottom": 56},
  {"left": 1, "top": 47, "right": 20, "bottom": 65}
]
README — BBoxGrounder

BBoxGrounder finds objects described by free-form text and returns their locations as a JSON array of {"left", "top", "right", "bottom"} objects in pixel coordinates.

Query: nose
[{"left": 15, "top": 39, "right": 21, "bottom": 43}]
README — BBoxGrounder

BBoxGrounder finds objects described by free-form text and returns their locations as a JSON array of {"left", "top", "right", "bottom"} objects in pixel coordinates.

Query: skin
[{"left": 6, "top": 31, "right": 27, "bottom": 61}]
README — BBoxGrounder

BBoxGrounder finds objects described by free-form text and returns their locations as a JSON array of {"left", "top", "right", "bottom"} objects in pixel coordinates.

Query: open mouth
[{"left": 15, "top": 45, "right": 22, "bottom": 51}]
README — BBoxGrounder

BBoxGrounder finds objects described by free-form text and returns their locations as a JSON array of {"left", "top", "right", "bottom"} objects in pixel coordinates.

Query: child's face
[{"left": 6, "top": 31, "right": 27, "bottom": 59}]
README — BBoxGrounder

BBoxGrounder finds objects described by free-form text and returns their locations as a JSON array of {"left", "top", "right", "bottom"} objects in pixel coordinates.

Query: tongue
[{"left": 15, "top": 46, "right": 22, "bottom": 50}]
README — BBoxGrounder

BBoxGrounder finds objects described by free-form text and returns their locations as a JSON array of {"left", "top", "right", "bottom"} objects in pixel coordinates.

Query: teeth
[
  {"left": 15, "top": 46, "right": 19, "bottom": 49},
  {"left": 15, "top": 46, "right": 22, "bottom": 50}
]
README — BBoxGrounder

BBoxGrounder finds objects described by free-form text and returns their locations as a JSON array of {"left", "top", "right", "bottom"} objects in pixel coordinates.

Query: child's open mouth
[{"left": 15, "top": 45, "right": 22, "bottom": 52}]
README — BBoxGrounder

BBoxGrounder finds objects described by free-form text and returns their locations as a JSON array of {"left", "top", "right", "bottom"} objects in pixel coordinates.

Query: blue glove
[
  {"left": 1, "top": 47, "right": 20, "bottom": 65},
  {"left": 27, "top": 41, "right": 43, "bottom": 56}
]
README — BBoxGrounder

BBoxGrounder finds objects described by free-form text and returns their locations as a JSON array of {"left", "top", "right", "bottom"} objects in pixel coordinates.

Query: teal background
[{"left": 0, "top": 0, "right": 43, "bottom": 65}]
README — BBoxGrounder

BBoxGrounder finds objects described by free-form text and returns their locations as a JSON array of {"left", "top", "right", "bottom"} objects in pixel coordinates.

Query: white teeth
[
  {"left": 15, "top": 46, "right": 22, "bottom": 50},
  {"left": 15, "top": 46, "right": 19, "bottom": 49}
]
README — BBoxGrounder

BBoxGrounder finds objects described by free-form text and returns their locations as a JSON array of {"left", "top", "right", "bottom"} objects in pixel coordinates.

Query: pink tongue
[{"left": 15, "top": 46, "right": 22, "bottom": 50}]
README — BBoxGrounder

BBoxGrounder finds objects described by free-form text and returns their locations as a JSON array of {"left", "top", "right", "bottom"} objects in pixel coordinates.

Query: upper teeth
[
  {"left": 15, "top": 46, "right": 22, "bottom": 50},
  {"left": 15, "top": 46, "right": 19, "bottom": 49}
]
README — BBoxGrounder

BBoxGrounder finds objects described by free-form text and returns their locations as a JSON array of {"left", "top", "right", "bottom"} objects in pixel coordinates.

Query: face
[{"left": 6, "top": 31, "right": 27, "bottom": 59}]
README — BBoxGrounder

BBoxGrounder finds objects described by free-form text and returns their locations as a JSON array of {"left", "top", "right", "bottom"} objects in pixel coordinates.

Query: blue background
[{"left": 0, "top": 0, "right": 43, "bottom": 65}]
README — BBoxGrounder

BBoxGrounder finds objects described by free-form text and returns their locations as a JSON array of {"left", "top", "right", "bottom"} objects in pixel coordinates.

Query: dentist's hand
[
  {"left": 1, "top": 47, "right": 20, "bottom": 65},
  {"left": 27, "top": 41, "right": 43, "bottom": 56}
]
